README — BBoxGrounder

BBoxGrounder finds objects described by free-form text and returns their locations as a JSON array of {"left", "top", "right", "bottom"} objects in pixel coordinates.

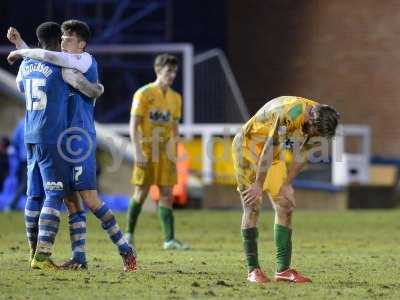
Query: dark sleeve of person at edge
[
  {"left": 0, "top": 137, "right": 11, "bottom": 192},
  {"left": 8, "top": 121, "right": 28, "bottom": 211}
]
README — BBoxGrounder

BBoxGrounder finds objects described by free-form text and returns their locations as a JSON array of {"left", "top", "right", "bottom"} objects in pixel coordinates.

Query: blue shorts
[
  {"left": 26, "top": 143, "right": 71, "bottom": 198},
  {"left": 26, "top": 146, "right": 44, "bottom": 197},
  {"left": 64, "top": 133, "right": 97, "bottom": 191}
]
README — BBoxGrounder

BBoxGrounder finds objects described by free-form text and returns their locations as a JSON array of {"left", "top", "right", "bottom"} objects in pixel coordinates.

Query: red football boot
[
  {"left": 121, "top": 247, "right": 137, "bottom": 272},
  {"left": 247, "top": 268, "right": 271, "bottom": 283},
  {"left": 275, "top": 268, "right": 312, "bottom": 283}
]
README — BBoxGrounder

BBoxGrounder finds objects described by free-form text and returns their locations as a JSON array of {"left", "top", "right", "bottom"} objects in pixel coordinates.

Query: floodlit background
[
  {"left": 1, "top": 0, "right": 399, "bottom": 210},
  {"left": 0, "top": 2, "right": 399, "bottom": 299}
]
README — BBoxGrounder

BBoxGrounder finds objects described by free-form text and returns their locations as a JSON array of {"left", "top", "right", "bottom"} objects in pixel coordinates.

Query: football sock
[
  {"left": 24, "top": 196, "right": 44, "bottom": 253},
  {"left": 126, "top": 198, "right": 142, "bottom": 234},
  {"left": 36, "top": 195, "right": 63, "bottom": 256},
  {"left": 288, "top": 228, "right": 292, "bottom": 267},
  {"left": 93, "top": 203, "right": 131, "bottom": 255},
  {"left": 69, "top": 211, "right": 87, "bottom": 264},
  {"left": 242, "top": 227, "right": 260, "bottom": 272},
  {"left": 158, "top": 206, "right": 175, "bottom": 242},
  {"left": 275, "top": 224, "right": 292, "bottom": 272}
]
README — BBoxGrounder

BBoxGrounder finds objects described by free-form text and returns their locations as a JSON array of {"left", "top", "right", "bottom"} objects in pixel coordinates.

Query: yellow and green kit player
[
  {"left": 126, "top": 54, "right": 189, "bottom": 250},
  {"left": 232, "top": 96, "right": 339, "bottom": 283}
]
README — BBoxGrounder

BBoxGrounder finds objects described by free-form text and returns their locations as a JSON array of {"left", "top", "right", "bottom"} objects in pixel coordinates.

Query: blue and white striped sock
[
  {"left": 69, "top": 211, "right": 87, "bottom": 264},
  {"left": 24, "top": 196, "right": 44, "bottom": 252},
  {"left": 36, "top": 196, "right": 63, "bottom": 255},
  {"left": 93, "top": 203, "right": 130, "bottom": 254}
]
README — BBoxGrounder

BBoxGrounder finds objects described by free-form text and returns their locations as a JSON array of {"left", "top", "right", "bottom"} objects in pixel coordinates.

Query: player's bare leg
[
  {"left": 78, "top": 189, "right": 137, "bottom": 272},
  {"left": 125, "top": 184, "right": 150, "bottom": 246},
  {"left": 159, "top": 186, "right": 190, "bottom": 250},
  {"left": 60, "top": 193, "right": 87, "bottom": 270},
  {"left": 271, "top": 196, "right": 311, "bottom": 283},
  {"left": 240, "top": 191, "right": 270, "bottom": 283}
]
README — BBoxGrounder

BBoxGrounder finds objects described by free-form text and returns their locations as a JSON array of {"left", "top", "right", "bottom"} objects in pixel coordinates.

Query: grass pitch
[{"left": 0, "top": 209, "right": 399, "bottom": 299}]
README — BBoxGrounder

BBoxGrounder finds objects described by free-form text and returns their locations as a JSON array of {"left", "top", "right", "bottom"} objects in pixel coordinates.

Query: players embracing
[{"left": 7, "top": 20, "right": 136, "bottom": 271}]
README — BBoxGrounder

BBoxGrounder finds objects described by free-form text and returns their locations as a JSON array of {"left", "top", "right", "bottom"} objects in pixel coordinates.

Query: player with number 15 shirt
[{"left": 17, "top": 58, "right": 69, "bottom": 144}]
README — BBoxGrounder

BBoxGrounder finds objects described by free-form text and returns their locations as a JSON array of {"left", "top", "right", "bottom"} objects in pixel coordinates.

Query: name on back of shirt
[{"left": 22, "top": 62, "right": 53, "bottom": 78}]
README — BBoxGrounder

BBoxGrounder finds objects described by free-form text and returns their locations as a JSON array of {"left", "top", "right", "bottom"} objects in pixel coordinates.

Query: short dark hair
[
  {"left": 154, "top": 54, "right": 178, "bottom": 70},
  {"left": 36, "top": 22, "right": 61, "bottom": 48},
  {"left": 61, "top": 19, "right": 91, "bottom": 42},
  {"left": 314, "top": 105, "right": 340, "bottom": 138}
]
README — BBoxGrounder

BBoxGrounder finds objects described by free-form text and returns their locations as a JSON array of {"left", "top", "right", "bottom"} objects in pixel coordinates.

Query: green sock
[
  {"left": 126, "top": 198, "right": 143, "bottom": 234},
  {"left": 158, "top": 206, "right": 175, "bottom": 242},
  {"left": 242, "top": 227, "right": 260, "bottom": 272},
  {"left": 288, "top": 228, "right": 292, "bottom": 267},
  {"left": 275, "top": 224, "right": 292, "bottom": 272}
]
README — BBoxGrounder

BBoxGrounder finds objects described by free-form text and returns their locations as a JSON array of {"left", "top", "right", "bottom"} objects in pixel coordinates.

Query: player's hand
[
  {"left": 7, "top": 27, "right": 22, "bottom": 45},
  {"left": 134, "top": 152, "right": 148, "bottom": 168},
  {"left": 7, "top": 51, "right": 21, "bottom": 65},
  {"left": 278, "top": 183, "right": 296, "bottom": 208},
  {"left": 242, "top": 182, "right": 263, "bottom": 207},
  {"left": 135, "top": 161, "right": 147, "bottom": 168},
  {"left": 97, "top": 83, "right": 104, "bottom": 96}
]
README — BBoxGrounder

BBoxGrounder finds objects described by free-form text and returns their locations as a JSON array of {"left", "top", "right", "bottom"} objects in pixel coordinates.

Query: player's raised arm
[
  {"left": 62, "top": 68, "right": 104, "bottom": 98},
  {"left": 8, "top": 49, "right": 92, "bottom": 73},
  {"left": 7, "top": 27, "right": 28, "bottom": 49}
]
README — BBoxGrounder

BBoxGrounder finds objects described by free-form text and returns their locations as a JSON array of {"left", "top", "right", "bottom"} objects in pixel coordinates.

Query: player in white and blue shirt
[
  {"left": 11, "top": 19, "right": 136, "bottom": 272},
  {"left": 14, "top": 22, "right": 72, "bottom": 268},
  {"left": 9, "top": 22, "right": 103, "bottom": 269}
]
